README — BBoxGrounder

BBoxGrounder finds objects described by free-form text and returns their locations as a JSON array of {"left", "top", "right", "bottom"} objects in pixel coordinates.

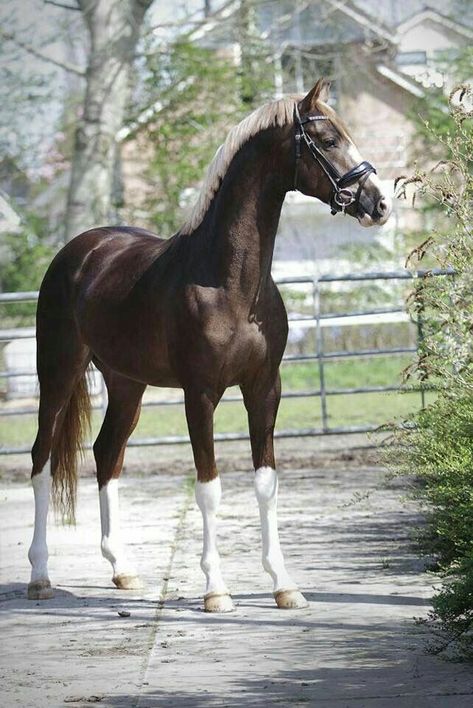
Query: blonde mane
[
  {"left": 179, "top": 94, "right": 352, "bottom": 235},
  {"left": 180, "top": 96, "right": 298, "bottom": 235}
]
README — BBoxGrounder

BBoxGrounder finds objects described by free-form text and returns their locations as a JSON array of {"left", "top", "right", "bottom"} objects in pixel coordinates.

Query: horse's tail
[{"left": 51, "top": 372, "right": 91, "bottom": 523}]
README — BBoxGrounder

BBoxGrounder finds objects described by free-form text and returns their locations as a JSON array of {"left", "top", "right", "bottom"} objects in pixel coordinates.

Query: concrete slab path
[{"left": 1, "top": 464, "right": 473, "bottom": 707}]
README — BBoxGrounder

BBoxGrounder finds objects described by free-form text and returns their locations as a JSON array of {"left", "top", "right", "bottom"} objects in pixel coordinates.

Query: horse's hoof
[
  {"left": 112, "top": 574, "right": 144, "bottom": 590},
  {"left": 204, "top": 592, "right": 235, "bottom": 613},
  {"left": 27, "top": 579, "right": 54, "bottom": 600},
  {"left": 274, "top": 589, "right": 309, "bottom": 609}
]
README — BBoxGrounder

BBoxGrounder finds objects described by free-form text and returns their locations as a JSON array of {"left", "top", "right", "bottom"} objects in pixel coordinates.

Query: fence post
[
  {"left": 100, "top": 372, "right": 108, "bottom": 419},
  {"left": 313, "top": 276, "right": 329, "bottom": 433},
  {"left": 414, "top": 275, "right": 426, "bottom": 410}
]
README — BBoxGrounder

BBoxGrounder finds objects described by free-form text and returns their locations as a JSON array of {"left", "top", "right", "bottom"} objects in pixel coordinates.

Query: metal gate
[{"left": 0, "top": 269, "right": 451, "bottom": 454}]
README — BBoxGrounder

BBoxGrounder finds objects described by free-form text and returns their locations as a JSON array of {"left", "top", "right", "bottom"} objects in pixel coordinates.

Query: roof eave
[{"left": 376, "top": 64, "right": 426, "bottom": 98}]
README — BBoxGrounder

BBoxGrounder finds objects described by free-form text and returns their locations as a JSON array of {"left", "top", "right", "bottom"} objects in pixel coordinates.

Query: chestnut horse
[{"left": 28, "top": 80, "right": 391, "bottom": 611}]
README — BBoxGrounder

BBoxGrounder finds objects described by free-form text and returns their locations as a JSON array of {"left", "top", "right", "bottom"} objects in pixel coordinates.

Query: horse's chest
[
  {"left": 204, "top": 315, "right": 266, "bottom": 360},
  {"left": 186, "top": 308, "right": 268, "bottom": 379},
  {"left": 180, "top": 286, "right": 286, "bottom": 384}
]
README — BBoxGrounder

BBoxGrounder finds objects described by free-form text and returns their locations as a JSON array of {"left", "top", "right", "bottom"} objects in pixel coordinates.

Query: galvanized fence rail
[{"left": 0, "top": 269, "right": 453, "bottom": 454}]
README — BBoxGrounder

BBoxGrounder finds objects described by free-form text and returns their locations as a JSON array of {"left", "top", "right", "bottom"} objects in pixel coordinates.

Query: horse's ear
[{"left": 298, "top": 78, "right": 331, "bottom": 113}]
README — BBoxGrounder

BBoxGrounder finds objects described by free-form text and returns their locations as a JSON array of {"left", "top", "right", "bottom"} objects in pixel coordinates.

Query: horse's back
[
  {"left": 39, "top": 226, "right": 173, "bottom": 310},
  {"left": 47, "top": 226, "right": 167, "bottom": 279}
]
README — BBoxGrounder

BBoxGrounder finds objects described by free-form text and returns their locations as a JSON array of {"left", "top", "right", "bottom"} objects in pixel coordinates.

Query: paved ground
[{"left": 2, "top": 454, "right": 473, "bottom": 707}]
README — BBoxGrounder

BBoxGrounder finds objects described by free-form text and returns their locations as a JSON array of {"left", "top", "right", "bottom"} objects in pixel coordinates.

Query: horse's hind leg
[
  {"left": 29, "top": 330, "right": 90, "bottom": 600},
  {"left": 242, "top": 372, "right": 308, "bottom": 610},
  {"left": 93, "top": 364, "right": 145, "bottom": 590},
  {"left": 29, "top": 407, "right": 56, "bottom": 599}
]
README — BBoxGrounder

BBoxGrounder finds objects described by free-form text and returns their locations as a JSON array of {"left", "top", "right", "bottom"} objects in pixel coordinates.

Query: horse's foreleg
[
  {"left": 185, "top": 388, "right": 234, "bottom": 613},
  {"left": 195, "top": 476, "right": 234, "bottom": 612},
  {"left": 242, "top": 373, "right": 308, "bottom": 610},
  {"left": 93, "top": 368, "right": 146, "bottom": 590},
  {"left": 254, "top": 467, "right": 308, "bottom": 608}
]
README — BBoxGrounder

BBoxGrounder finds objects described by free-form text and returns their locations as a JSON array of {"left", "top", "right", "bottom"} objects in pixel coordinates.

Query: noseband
[{"left": 294, "top": 104, "right": 376, "bottom": 216}]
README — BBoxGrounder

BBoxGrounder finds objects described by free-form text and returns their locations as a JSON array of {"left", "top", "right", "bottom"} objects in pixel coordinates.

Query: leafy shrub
[
  {"left": 0, "top": 214, "right": 55, "bottom": 323},
  {"left": 388, "top": 83, "right": 473, "bottom": 658}
]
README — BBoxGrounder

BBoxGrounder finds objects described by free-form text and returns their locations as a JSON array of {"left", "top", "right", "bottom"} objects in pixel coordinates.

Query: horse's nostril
[{"left": 377, "top": 197, "right": 388, "bottom": 215}]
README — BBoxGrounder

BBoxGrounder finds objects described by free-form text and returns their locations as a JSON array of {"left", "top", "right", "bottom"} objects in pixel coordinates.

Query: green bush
[
  {"left": 0, "top": 215, "right": 55, "bottom": 324},
  {"left": 432, "top": 554, "right": 473, "bottom": 657},
  {"left": 388, "top": 82, "right": 473, "bottom": 658},
  {"left": 396, "top": 394, "right": 473, "bottom": 567}
]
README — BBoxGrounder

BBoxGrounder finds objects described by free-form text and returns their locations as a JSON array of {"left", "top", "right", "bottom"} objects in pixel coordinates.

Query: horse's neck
[{"left": 198, "top": 128, "right": 292, "bottom": 299}]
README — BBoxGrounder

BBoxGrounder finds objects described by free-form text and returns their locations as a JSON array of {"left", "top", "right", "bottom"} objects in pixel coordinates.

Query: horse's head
[{"left": 293, "top": 79, "right": 392, "bottom": 227}]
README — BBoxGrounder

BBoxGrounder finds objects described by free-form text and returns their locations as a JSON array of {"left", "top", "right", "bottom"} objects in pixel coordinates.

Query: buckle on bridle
[{"left": 334, "top": 188, "right": 355, "bottom": 209}]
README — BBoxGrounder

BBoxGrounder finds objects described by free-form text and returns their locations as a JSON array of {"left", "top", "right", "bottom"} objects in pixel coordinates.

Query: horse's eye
[{"left": 323, "top": 139, "right": 336, "bottom": 149}]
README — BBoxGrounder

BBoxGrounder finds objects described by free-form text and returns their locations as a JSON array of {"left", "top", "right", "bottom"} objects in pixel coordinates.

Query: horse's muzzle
[{"left": 356, "top": 192, "right": 392, "bottom": 227}]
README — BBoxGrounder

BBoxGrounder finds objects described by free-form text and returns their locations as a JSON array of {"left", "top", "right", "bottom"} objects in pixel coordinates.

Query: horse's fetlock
[
  {"left": 201, "top": 552, "right": 219, "bottom": 574},
  {"left": 101, "top": 536, "right": 114, "bottom": 561},
  {"left": 28, "top": 542, "right": 47, "bottom": 566},
  {"left": 262, "top": 551, "right": 282, "bottom": 573},
  {"left": 262, "top": 557, "right": 271, "bottom": 573},
  {"left": 262, "top": 554, "right": 272, "bottom": 571}
]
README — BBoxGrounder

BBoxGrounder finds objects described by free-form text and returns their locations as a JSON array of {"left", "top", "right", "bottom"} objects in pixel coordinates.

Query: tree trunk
[{"left": 65, "top": 0, "right": 152, "bottom": 241}]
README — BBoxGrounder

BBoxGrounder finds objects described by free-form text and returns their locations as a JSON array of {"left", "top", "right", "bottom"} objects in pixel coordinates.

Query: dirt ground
[
  {"left": 2, "top": 436, "right": 473, "bottom": 707},
  {"left": 0, "top": 434, "right": 383, "bottom": 483}
]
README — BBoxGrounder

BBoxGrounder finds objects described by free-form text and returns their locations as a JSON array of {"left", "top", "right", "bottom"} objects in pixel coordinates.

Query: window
[
  {"left": 277, "top": 47, "right": 339, "bottom": 105},
  {"left": 396, "top": 51, "right": 427, "bottom": 66}
]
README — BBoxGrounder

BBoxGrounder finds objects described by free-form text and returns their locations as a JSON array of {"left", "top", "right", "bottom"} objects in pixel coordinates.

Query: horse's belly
[
  {"left": 80, "top": 311, "right": 180, "bottom": 387},
  {"left": 92, "top": 344, "right": 179, "bottom": 387}
]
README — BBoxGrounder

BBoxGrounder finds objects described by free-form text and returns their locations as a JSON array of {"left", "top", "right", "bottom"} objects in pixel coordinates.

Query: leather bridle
[{"left": 294, "top": 104, "right": 377, "bottom": 216}]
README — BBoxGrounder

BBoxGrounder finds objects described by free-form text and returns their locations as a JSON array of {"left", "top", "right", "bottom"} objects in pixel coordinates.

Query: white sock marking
[
  {"left": 195, "top": 477, "right": 229, "bottom": 596},
  {"left": 255, "top": 467, "right": 298, "bottom": 593},
  {"left": 99, "top": 479, "right": 136, "bottom": 577},
  {"left": 29, "top": 461, "right": 51, "bottom": 583}
]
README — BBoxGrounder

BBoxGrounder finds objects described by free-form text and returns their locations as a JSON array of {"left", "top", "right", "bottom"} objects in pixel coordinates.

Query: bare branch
[
  {"left": 44, "top": 0, "right": 80, "bottom": 10},
  {"left": 1, "top": 29, "right": 85, "bottom": 77},
  {"left": 117, "top": 77, "right": 195, "bottom": 142}
]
